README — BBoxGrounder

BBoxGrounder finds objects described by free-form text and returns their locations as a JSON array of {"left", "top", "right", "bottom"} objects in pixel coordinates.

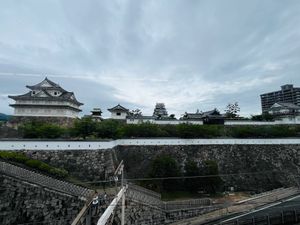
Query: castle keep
[{"left": 9, "top": 77, "right": 83, "bottom": 118}]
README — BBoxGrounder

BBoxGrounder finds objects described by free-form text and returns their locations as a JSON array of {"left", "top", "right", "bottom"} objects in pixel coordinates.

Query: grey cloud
[{"left": 0, "top": 0, "right": 300, "bottom": 117}]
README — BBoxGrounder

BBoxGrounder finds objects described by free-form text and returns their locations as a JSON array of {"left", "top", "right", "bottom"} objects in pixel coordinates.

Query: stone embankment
[
  {"left": 0, "top": 161, "right": 94, "bottom": 225},
  {"left": 116, "top": 144, "right": 300, "bottom": 190},
  {"left": 19, "top": 149, "right": 116, "bottom": 182}
]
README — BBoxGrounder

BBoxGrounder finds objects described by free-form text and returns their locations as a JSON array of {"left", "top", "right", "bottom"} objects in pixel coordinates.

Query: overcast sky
[{"left": 0, "top": 0, "right": 300, "bottom": 118}]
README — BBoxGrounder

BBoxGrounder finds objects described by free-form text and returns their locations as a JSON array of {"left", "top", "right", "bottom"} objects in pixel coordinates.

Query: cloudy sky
[{"left": 0, "top": 0, "right": 300, "bottom": 118}]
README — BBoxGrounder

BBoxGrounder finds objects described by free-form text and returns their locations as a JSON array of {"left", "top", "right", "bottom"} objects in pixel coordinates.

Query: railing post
[
  {"left": 121, "top": 166, "right": 125, "bottom": 225},
  {"left": 86, "top": 207, "right": 91, "bottom": 225}
]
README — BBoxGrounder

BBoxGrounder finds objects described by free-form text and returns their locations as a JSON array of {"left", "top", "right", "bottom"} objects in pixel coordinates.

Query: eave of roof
[
  {"left": 9, "top": 104, "right": 82, "bottom": 112},
  {"left": 107, "top": 104, "right": 129, "bottom": 112},
  {"left": 9, "top": 95, "right": 83, "bottom": 106}
]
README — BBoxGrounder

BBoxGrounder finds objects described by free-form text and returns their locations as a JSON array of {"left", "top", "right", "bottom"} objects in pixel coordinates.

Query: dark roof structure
[
  {"left": 8, "top": 77, "right": 83, "bottom": 106},
  {"left": 181, "top": 108, "right": 222, "bottom": 120},
  {"left": 26, "top": 77, "right": 65, "bottom": 91},
  {"left": 270, "top": 102, "right": 300, "bottom": 110},
  {"left": 107, "top": 104, "right": 129, "bottom": 112}
]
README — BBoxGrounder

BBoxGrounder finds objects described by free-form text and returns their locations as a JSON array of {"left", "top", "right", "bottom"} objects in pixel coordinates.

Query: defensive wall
[
  {"left": 0, "top": 161, "right": 223, "bottom": 225},
  {"left": 1, "top": 139, "right": 300, "bottom": 190},
  {"left": 1, "top": 138, "right": 300, "bottom": 150},
  {"left": 0, "top": 161, "right": 91, "bottom": 225},
  {"left": 2, "top": 139, "right": 300, "bottom": 224}
]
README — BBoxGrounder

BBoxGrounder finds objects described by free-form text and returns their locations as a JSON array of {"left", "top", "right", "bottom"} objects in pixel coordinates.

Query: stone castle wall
[
  {"left": 115, "top": 144, "right": 300, "bottom": 191},
  {"left": 0, "top": 174, "right": 85, "bottom": 225},
  {"left": 7, "top": 116, "right": 76, "bottom": 128},
  {"left": 19, "top": 149, "right": 117, "bottom": 182},
  {"left": 7, "top": 144, "right": 300, "bottom": 192}
]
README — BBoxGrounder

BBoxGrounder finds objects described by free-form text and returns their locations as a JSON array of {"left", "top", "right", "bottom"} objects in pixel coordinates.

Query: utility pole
[{"left": 95, "top": 160, "right": 127, "bottom": 225}]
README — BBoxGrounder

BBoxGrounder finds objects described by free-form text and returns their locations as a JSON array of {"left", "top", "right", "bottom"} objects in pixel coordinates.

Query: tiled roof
[
  {"left": 107, "top": 104, "right": 129, "bottom": 112},
  {"left": 182, "top": 108, "right": 222, "bottom": 120},
  {"left": 8, "top": 91, "right": 83, "bottom": 106},
  {"left": 26, "top": 77, "right": 66, "bottom": 92},
  {"left": 271, "top": 102, "right": 300, "bottom": 109}
]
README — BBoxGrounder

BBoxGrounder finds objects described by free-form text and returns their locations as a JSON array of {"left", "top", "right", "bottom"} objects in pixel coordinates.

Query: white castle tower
[{"left": 9, "top": 77, "right": 83, "bottom": 118}]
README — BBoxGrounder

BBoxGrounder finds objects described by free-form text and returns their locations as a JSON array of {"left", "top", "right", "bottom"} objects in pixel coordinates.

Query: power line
[{"left": 69, "top": 170, "right": 287, "bottom": 185}]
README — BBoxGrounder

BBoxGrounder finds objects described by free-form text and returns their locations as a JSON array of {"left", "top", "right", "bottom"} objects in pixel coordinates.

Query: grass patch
[{"left": 0, "top": 151, "right": 68, "bottom": 178}]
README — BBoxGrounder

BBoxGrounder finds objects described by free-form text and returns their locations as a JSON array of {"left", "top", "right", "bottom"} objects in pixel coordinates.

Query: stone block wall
[
  {"left": 0, "top": 174, "right": 85, "bottom": 225},
  {"left": 19, "top": 149, "right": 116, "bottom": 182},
  {"left": 115, "top": 144, "right": 300, "bottom": 191}
]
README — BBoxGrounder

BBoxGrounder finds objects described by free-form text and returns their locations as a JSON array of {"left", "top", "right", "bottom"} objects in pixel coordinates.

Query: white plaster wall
[
  {"left": 126, "top": 119, "right": 203, "bottom": 125},
  {"left": 1, "top": 138, "right": 300, "bottom": 151},
  {"left": 14, "top": 107, "right": 79, "bottom": 118},
  {"left": 111, "top": 111, "right": 127, "bottom": 120},
  {"left": 224, "top": 121, "right": 277, "bottom": 125},
  {"left": 15, "top": 100, "right": 80, "bottom": 109}
]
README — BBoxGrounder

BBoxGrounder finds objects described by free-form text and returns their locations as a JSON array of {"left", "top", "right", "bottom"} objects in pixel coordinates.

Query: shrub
[
  {"left": 0, "top": 151, "right": 68, "bottom": 178},
  {"left": 19, "top": 121, "right": 65, "bottom": 139},
  {"left": 25, "top": 159, "right": 42, "bottom": 168}
]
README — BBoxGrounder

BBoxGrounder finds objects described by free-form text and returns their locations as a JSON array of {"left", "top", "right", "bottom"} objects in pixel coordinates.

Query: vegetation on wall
[
  {"left": 18, "top": 119, "right": 300, "bottom": 139},
  {"left": 142, "top": 154, "right": 223, "bottom": 195},
  {"left": 0, "top": 151, "right": 68, "bottom": 178}
]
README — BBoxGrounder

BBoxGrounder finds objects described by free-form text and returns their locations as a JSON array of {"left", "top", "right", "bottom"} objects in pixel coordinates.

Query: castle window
[
  {"left": 116, "top": 112, "right": 121, "bottom": 116},
  {"left": 32, "top": 91, "right": 36, "bottom": 95},
  {"left": 54, "top": 92, "right": 57, "bottom": 95}
]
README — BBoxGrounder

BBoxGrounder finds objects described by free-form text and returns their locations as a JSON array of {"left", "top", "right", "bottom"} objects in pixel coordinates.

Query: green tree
[
  {"left": 39, "top": 124, "right": 64, "bottom": 138},
  {"left": 96, "top": 119, "right": 123, "bottom": 139},
  {"left": 225, "top": 102, "right": 240, "bottom": 118},
  {"left": 148, "top": 155, "right": 182, "bottom": 192},
  {"left": 20, "top": 121, "right": 64, "bottom": 139},
  {"left": 201, "top": 160, "right": 222, "bottom": 194},
  {"left": 184, "top": 160, "right": 202, "bottom": 193},
  {"left": 72, "top": 117, "right": 97, "bottom": 139}
]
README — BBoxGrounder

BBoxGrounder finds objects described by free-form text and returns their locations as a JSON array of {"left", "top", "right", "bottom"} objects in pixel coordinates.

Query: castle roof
[
  {"left": 8, "top": 77, "right": 83, "bottom": 106},
  {"left": 182, "top": 108, "right": 222, "bottom": 120},
  {"left": 26, "top": 77, "right": 66, "bottom": 92},
  {"left": 107, "top": 104, "right": 129, "bottom": 112}
]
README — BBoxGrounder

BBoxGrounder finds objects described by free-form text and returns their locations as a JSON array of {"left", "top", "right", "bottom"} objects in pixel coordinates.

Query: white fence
[
  {"left": 224, "top": 120, "right": 300, "bottom": 125},
  {"left": 0, "top": 138, "right": 300, "bottom": 150},
  {"left": 126, "top": 119, "right": 300, "bottom": 125},
  {"left": 126, "top": 119, "right": 203, "bottom": 125}
]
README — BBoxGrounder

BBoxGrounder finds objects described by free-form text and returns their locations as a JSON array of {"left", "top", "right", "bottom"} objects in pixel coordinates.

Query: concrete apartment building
[{"left": 260, "top": 84, "right": 300, "bottom": 113}]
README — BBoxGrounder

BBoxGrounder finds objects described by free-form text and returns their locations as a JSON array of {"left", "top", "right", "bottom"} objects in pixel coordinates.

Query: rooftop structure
[
  {"left": 89, "top": 108, "right": 103, "bottom": 121},
  {"left": 181, "top": 108, "right": 224, "bottom": 124},
  {"left": 8, "top": 77, "right": 83, "bottom": 118},
  {"left": 153, "top": 103, "right": 168, "bottom": 118},
  {"left": 107, "top": 104, "right": 129, "bottom": 120},
  {"left": 268, "top": 102, "right": 300, "bottom": 116},
  {"left": 260, "top": 84, "right": 300, "bottom": 113}
]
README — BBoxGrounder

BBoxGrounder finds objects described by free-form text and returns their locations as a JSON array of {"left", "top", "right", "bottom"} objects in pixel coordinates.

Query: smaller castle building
[
  {"left": 107, "top": 104, "right": 129, "bottom": 120},
  {"left": 9, "top": 77, "right": 83, "bottom": 118}
]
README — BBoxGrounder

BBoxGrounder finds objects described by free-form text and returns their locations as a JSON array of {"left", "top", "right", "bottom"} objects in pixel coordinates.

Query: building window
[
  {"left": 32, "top": 91, "right": 36, "bottom": 95},
  {"left": 54, "top": 92, "right": 57, "bottom": 95},
  {"left": 116, "top": 112, "right": 121, "bottom": 116}
]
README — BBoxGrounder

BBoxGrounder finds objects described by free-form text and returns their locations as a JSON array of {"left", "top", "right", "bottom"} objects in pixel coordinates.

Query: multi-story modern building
[
  {"left": 260, "top": 84, "right": 300, "bottom": 113},
  {"left": 9, "top": 77, "right": 83, "bottom": 118}
]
